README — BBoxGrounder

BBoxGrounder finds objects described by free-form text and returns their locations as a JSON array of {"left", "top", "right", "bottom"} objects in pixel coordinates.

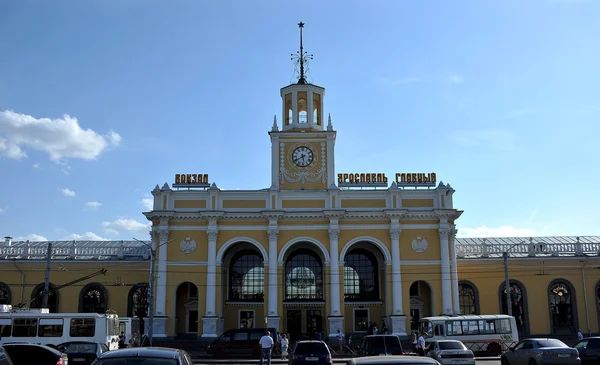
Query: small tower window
[
  {"left": 297, "top": 91, "right": 308, "bottom": 123},
  {"left": 285, "top": 93, "right": 293, "bottom": 126},
  {"left": 313, "top": 93, "right": 321, "bottom": 126}
]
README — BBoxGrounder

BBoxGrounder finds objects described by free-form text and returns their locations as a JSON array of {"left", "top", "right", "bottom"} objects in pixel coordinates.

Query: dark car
[
  {"left": 206, "top": 327, "right": 277, "bottom": 358},
  {"left": 574, "top": 336, "right": 600, "bottom": 365},
  {"left": 502, "top": 338, "right": 580, "bottom": 365},
  {"left": 0, "top": 347, "right": 15, "bottom": 365},
  {"left": 92, "top": 347, "right": 192, "bottom": 365},
  {"left": 289, "top": 340, "right": 332, "bottom": 365},
  {"left": 1, "top": 343, "right": 68, "bottom": 365},
  {"left": 56, "top": 342, "right": 109, "bottom": 365},
  {"left": 357, "top": 335, "right": 404, "bottom": 357}
]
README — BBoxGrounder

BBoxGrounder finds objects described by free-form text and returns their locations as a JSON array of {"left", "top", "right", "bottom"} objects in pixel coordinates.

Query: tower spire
[{"left": 291, "top": 21, "right": 313, "bottom": 85}]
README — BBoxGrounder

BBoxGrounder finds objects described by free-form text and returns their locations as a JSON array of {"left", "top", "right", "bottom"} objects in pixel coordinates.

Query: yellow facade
[{"left": 2, "top": 34, "right": 599, "bottom": 344}]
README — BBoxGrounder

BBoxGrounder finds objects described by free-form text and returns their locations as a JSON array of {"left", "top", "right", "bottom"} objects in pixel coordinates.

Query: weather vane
[{"left": 291, "top": 21, "right": 313, "bottom": 85}]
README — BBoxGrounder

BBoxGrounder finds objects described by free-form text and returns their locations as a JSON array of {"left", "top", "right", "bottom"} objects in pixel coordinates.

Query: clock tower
[{"left": 269, "top": 22, "right": 336, "bottom": 191}]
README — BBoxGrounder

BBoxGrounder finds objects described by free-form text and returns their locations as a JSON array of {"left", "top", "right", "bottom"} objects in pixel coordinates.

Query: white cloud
[
  {"left": 0, "top": 207, "right": 4, "bottom": 213},
  {"left": 15, "top": 233, "right": 48, "bottom": 241},
  {"left": 448, "top": 73, "right": 464, "bottom": 84},
  {"left": 63, "top": 232, "right": 108, "bottom": 241},
  {"left": 101, "top": 218, "right": 150, "bottom": 235},
  {"left": 85, "top": 201, "right": 102, "bottom": 210},
  {"left": 60, "top": 188, "right": 76, "bottom": 197},
  {"left": 141, "top": 195, "right": 153, "bottom": 210},
  {"left": 450, "top": 129, "right": 517, "bottom": 152},
  {"left": 0, "top": 110, "right": 121, "bottom": 162},
  {"left": 457, "top": 225, "right": 536, "bottom": 238},
  {"left": 32, "top": 163, "right": 40, "bottom": 169}
]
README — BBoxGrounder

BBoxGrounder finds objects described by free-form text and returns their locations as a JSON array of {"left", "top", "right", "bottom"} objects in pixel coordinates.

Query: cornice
[
  {"left": 344, "top": 211, "right": 388, "bottom": 220},
  {"left": 143, "top": 211, "right": 175, "bottom": 221}
]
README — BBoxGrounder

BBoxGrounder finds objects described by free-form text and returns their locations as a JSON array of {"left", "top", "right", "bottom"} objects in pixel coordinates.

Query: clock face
[{"left": 292, "top": 146, "right": 314, "bottom": 167}]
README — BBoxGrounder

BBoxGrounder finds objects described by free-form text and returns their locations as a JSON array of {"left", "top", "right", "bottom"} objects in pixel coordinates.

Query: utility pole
[
  {"left": 503, "top": 251, "right": 512, "bottom": 316},
  {"left": 147, "top": 246, "right": 156, "bottom": 346},
  {"left": 43, "top": 242, "right": 53, "bottom": 308}
]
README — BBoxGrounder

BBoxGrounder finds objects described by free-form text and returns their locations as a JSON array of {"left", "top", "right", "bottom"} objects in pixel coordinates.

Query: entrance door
[
  {"left": 286, "top": 310, "right": 302, "bottom": 342},
  {"left": 187, "top": 310, "right": 198, "bottom": 333},
  {"left": 307, "top": 310, "right": 322, "bottom": 338}
]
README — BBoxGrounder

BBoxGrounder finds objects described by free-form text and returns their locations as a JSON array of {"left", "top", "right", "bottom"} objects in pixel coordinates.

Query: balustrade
[
  {"left": 456, "top": 236, "right": 600, "bottom": 258},
  {"left": 0, "top": 241, "right": 149, "bottom": 260}
]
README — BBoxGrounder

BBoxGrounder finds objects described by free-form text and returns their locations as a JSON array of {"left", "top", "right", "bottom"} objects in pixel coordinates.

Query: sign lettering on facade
[
  {"left": 174, "top": 174, "right": 210, "bottom": 188},
  {"left": 337, "top": 172, "right": 437, "bottom": 188}
]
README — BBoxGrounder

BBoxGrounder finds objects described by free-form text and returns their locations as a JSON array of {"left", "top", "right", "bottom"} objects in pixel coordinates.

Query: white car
[
  {"left": 426, "top": 340, "right": 475, "bottom": 365},
  {"left": 347, "top": 355, "right": 441, "bottom": 365}
]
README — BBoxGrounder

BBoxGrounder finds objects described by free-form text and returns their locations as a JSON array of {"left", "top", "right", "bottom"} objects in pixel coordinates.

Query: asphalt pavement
[{"left": 192, "top": 358, "right": 501, "bottom": 365}]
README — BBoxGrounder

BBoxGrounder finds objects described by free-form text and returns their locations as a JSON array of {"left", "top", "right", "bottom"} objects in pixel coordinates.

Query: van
[{"left": 206, "top": 327, "right": 277, "bottom": 358}]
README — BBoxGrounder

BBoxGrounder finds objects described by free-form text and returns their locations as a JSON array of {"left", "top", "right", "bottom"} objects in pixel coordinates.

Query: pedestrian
[
  {"left": 259, "top": 330, "right": 274, "bottom": 365},
  {"left": 577, "top": 329, "right": 584, "bottom": 341},
  {"left": 336, "top": 330, "right": 344, "bottom": 352},
  {"left": 417, "top": 332, "right": 427, "bottom": 356},
  {"left": 281, "top": 334, "right": 289, "bottom": 360}
]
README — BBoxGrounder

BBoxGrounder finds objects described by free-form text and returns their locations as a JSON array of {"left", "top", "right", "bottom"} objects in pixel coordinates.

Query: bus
[
  {"left": 0, "top": 306, "right": 120, "bottom": 350},
  {"left": 418, "top": 314, "right": 519, "bottom": 356}
]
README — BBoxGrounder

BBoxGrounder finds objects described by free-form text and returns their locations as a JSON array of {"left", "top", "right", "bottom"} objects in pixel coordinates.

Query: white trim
[
  {"left": 164, "top": 224, "right": 440, "bottom": 232},
  {"left": 278, "top": 236, "right": 331, "bottom": 264},
  {"left": 353, "top": 308, "right": 370, "bottom": 332},
  {"left": 339, "top": 236, "right": 392, "bottom": 263},
  {"left": 216, "top": 237, "right": 269, "bottom": 264},
  {"left": 239, "top": 309, "right": 256, "bottom": 329},
  {"left": 167, "top": 261, "right": 208, "bottom": 266},
  {"left": 400, "top": 260, "right": 441, "bottom": 265}
]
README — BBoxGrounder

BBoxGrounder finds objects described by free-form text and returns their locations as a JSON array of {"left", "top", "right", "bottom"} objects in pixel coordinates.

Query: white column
[
  {"left": 202, "top": 220, "right": 219, "bottom": 340},
  {"left": 439, "top": 226, "right": 453, "bottom": 315},
  {"left": 156, "top": 229, "right": 169, "bottom": 316},
  {"left": 390, "top": 225, "right": 403, "bottom": 315},
  {"left": 389, "top": 222, "right": 407, "bottom": 337},
  {"left": 267, "top": 227, "right": 279, "bottom": 316},
  {"left": 292, "top": 91, "right": 298, "bottom": 124},
  {"left": 307, "top": 91, "right": 314, "bottom": 127},
  {"left": 328, "top": 227, "right": 341, "bottom": 315},
  {"left": 450, "top": 228, "right": 460, "bottom": 314},
  {"left": 270, "top": 135, "right": 279, "bottom": 188}
]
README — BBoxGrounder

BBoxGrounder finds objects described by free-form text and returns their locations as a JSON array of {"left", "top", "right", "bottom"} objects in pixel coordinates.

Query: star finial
[
  {"left": 290, "top": 21, "right": 312, "bottom": 85},
  {"left": 298, "top": 22, "right": 304, "bottom": 28}
]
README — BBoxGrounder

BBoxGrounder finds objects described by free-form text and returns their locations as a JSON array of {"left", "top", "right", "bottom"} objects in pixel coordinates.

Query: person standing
[
  {"left": 417, "top": 332, "right": 428, "bottom": 356},
  {"left": 259, "top": 330, "right": 274, "bottom": 365},
  {"left": 281, "top": 334, "right": 289, "bottom": 360},
  {"left": 577, "top": 329, "right": 584, "bottom": 341}
]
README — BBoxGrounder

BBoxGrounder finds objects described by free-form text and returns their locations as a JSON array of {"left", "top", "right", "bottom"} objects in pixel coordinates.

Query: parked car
[
  {"left": 1, "top": 343, "right": 68, "bottom": 365},
  {"left": 347, "top": 355, "right": 441, "bottom": 365},
  {"left": 573, "top": 336, "right": 600, "bottom": 365},
  {"left": 501, "top": 338, "right": 580, "bottom": 365},
  {"left": 425, "top": 340, "right": 475, "bottom": 365},
  {"left": 206, "top": 327, "right": 277, "bottom": 358},
  {"left": 92, "top": 347, "right": 192, "bottom": 365},
  {"left": 357, "top": 335, "right": 404, "bottom": 357},
  {"left": 55, "top": 342, "right": 109, "bottom": 365},
  {"left": 289, "top": 340, "right": 332, "bottom": 365},
  {"left": 0, "top": 347, "right": 14, "bottom": 365}
]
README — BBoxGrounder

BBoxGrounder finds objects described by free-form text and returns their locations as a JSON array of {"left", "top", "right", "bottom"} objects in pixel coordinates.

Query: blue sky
[{"left": 0, "top": 0, "right": 598, "bottom": 241}]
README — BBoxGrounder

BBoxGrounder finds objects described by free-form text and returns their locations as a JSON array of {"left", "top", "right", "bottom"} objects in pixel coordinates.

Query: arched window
[
  {"left": 127, "top": 283, "right": 149, "bottom": 318},
  {"left": 30, "top": 283, "right": 59, "bottom": 313},
  {"left": 0, "top": 282, "right": 11, "bottom": 305},
  {"left": 285, "top": 250, "right": 323, "bottom": 301},
  {"left": 344, "top": 249, "right": 379, "bottom": 301},
  {"left": 549, "top": 280, "right": 577, "bottom": 334},
  {"left": 229, "top": 252, "right": 264, "bottom": 302},
  {"left": 499, "top": 280, "right": 529, "bottom": 335},
  {"left": 458, "top": 281, "right": 479, "bottom": 315},
  {"left": 79, "top": 283, "right": 108, "bottom": 314}
]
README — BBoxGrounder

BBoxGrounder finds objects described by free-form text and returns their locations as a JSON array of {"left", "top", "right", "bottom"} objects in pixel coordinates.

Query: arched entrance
[
  {"left": 498, "top": 280, "right": 530, "bottom": 336},
  {"left": 548, "top": 279, "right": 578, "bottom": 335},
  {"left": 283, "top": 244, "right": 326, "bottom": 342},
  {"left": 30, "top": 283, "right": 59, "bottom": 313},
  {"left": 175, "top": 282, "right": 198, "bottom": 338},
  {"left": 409, "top": 281, "right": 434, "bottom": 332}
]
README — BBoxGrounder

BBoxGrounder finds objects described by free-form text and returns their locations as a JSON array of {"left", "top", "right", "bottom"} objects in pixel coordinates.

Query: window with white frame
[
  {"left": 353, "top": 308, "right": 369, "bottom": 332},
  {"left": 239, "top": 310, "right": 255, "bottom": 329}
]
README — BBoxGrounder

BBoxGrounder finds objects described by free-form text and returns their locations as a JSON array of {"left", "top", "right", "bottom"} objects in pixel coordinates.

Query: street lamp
[
  {"left": 502, "top": 240, "right": 526, "bottom": 317},
  {"left": 133, "top": 236, "right": 175, "bottom": 346}
]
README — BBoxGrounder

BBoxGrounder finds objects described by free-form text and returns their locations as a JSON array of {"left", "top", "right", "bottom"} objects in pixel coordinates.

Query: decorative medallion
[
  {"left": 180, "top": 237, "right": 197, "bottom": 254},
  {"left": 411, "top": 237, "right": 428, "bottom": 253}
]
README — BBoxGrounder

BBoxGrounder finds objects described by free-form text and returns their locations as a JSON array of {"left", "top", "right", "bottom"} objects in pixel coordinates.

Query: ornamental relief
[
  {"left": 180, "top": 237, "right": 197, "bottom": 254},
  {"left": 279, "top": 141, "right": 327, "bottom": 184},
  {"left": 411, "top": 237, "right": 428, "bottom": 253}
]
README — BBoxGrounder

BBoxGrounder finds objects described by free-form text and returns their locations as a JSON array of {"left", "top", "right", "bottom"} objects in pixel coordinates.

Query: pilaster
[
  {"left": 438, "top": 221, "right": 453, "bottom": 315},
  {"left": 450, "top": 227, "right": 460, "bottom": 314},
  {"left": 202, "top": 214, "right": 220, "bottom": 340},
  {"left": 264, "top": 211, "right": 283, "bottom": 331},
  {"left": 388, "top": 213, "right": 407, "bottom": 337}
]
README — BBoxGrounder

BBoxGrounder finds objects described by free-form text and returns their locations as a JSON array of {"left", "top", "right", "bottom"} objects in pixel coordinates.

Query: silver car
[
  {"left": 347, "top": 355, "right": 441, "bottom": 365},
  {"left": 501, "top": 338, "right": 580, "bottom": 365},
  {"left": 426, "top": 340, "right": 475, "bottom": 365}
]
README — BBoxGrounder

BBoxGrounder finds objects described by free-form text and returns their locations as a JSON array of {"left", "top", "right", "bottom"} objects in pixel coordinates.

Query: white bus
[
  {"left": 418, "top": 314, "right": 519, "bottom": 356},
  {"left": 0, "top": 306, "right": 120, "bottom": 350}
]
